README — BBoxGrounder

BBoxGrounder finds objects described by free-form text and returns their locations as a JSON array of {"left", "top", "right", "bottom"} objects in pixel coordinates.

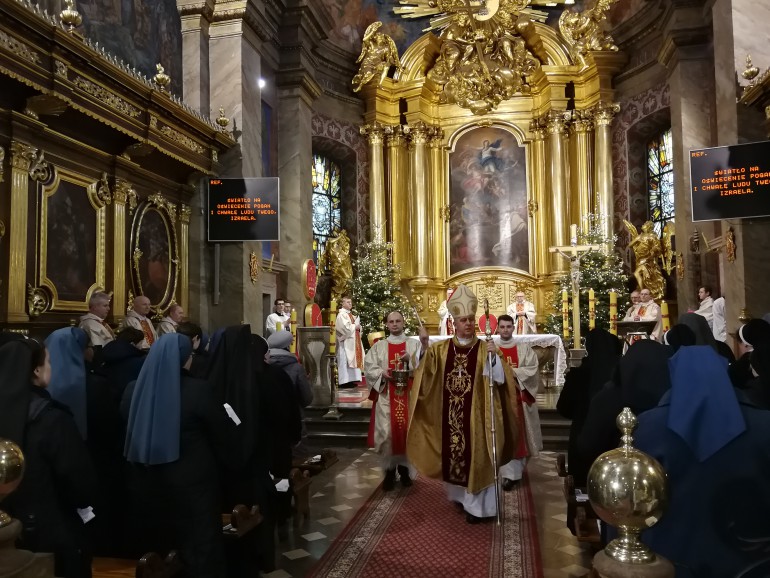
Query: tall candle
[
  {"left": 290, "top": 308, "right": 298, "bottom": 354},
  {"left": 329, "top": 299, "right": 337, "bottom": 355},
  {"left": 588, "top": 288, "right": 596, "bottom": 330},
  {"left": 562, "top": 290, "right": 570, "bottom": 339},
  {"left": 275, "top": 321, "right": 282, "bottom": 332},
  {"left": 609, "top": 290, "right": 618, "bottom": 336},
  {"left": 661, "top": 300, "right": 670, "bottom": 333},
  {"left": 570, "top": 224, "right": 578, "bottom": 244}
]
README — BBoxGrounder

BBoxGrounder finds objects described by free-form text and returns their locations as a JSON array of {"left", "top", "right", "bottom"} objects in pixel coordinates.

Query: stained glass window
[
  {"left": 312, "top": 154, "right": 341, "bottom": 266},
  {"left": 647, "top": 128, "right": 675, "bottom": 236}
]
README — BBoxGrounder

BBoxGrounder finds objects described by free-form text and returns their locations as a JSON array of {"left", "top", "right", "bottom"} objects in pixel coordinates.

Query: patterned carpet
[{"left": 308, "top": 474, "right": 543, "bottom": 578}]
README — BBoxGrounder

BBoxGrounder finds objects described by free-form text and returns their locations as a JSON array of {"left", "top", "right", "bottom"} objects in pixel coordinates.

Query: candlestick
[
  {"left": 290, "top": 308, "right": 297, "bottom": 354},
  {"left": 588, "top": 288, "right": 596, "bottom": 330},
  {"left": 609, "top": 290, "right": 618, "bottom": 336},
  {"left": 329, "top": 299, "right": 337, "bottom": 355},
  {"left": 661, "top": 300, "right": 670, "bottom": 333},
  {"left": 562, "top": 290, "right": 570, "bottom": 339}
]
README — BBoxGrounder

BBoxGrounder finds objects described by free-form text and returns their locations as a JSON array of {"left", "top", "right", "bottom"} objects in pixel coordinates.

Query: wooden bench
[
  {"left": 290, "top": 468, "right": 311, "bottom": 527},
  {"left": 222, "top": 504, "right": 263, "bottom": 538},
  {"left": 555, "top": 452, "right": 602, "bottom": 545},
  {"left": 92, "top": 551, "right": 181, "bottom": 578},
  {"left": 292, "top": 448, "right": 338, "bottom": 476}
]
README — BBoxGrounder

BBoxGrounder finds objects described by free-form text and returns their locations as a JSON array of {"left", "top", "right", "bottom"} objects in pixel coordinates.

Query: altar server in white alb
[
  {"left": 495, "top": 314, "right": 542, "bottom": 489},
  {"left": 437, "top": 288, "right": 456, "bottom": 336},
  {"left": 363, "top": 310, "right": 429, "bottom": 490},
  {"left": 335, "top": 294, "right": 365, "bottom": 388},
  {"left": 506, "top": 291, "right": 537, "bottom": 334}
]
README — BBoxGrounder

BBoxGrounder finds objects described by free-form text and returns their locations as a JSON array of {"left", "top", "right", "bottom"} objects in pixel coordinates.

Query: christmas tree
[
  {"left": 545, "top": 214, "right": 629, "bottom": 347},
  {"left": 349, "top": 239, "right": 420, "bottom": 349}
]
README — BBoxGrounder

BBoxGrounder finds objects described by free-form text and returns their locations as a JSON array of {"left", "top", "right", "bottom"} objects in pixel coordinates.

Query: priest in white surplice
[
  {"left": 505, "top": 291, "right": 537, "bottom": 334},
  {"left": 120, "top": 295, "right": 158, "bottom": 350},
  {"left": 495, "top": 314, "right": 542, "bottom": 489},
  {"left": 79, "top": 291, "right": 115, "bottom": 347},
  {"left": 694, "top": 285, "right": 714, "bottom": 330},
  {"left": 363, "top": 310, "right": 429, "bottom": 490},
  {"left": 335, "top": 295, "right": 364, "bottom": 387},
  {"left": 157, "top": 303, "right": 184, "bottom": 336},
  {"left": 635, "top": 288, "right": 662, "bottom": 340}
]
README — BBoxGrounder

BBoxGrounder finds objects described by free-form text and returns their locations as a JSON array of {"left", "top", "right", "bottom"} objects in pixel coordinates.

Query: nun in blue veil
[
  {"left": 45, "top": 327, "right": 90, "bottom": 439},
  {"left": 121, "top": 333, "right": 235, "bottom": 577}
]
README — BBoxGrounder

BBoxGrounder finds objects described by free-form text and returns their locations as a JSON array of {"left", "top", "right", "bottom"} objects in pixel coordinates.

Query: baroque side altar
[{"left": 355, "top": 0, "right": 626, "bottom": 331}]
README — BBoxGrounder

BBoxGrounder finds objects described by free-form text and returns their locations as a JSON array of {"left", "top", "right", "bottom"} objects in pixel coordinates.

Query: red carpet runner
[{"left": 308, "top": 474, "right": 543, "bottom": 578}]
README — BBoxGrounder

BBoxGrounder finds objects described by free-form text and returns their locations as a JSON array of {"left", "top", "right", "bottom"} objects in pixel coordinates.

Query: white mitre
[{"left": 447, "top": 283, "right": 478, "bottom": 318}]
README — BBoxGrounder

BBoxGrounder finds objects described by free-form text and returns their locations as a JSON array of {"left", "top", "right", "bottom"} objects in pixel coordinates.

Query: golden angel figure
[
  {"left": 624, "top": 220, "right": 671, "bottom": 300},
  {"left": 352, "top": 22, "right": 403, "bottom": 93},
  {"left": 325, "top": 230, "right": 353, "bottom": 300}
]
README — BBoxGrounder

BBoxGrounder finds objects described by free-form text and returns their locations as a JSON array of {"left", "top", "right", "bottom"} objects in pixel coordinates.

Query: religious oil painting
[
  {"left": 448, "top": 127, "right": 529, "bottom": 275},
  {"left": 131, "top": 200, "right": 178, "bottom": 308},
  {"left": 44, "top": 178, "right": 99, "bottom": 305}
]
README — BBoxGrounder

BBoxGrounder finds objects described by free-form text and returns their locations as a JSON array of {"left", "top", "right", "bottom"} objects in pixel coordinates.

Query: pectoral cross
[{"left": 549, "top": 224, "right": 603, "bottom": 349}]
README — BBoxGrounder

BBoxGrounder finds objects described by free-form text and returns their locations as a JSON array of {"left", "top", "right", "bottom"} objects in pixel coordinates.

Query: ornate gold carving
[
  {"left": 529, "top": 117, "right": 547, "bottom": 140},
  {"left": 413, "top": 294, "right": 424, "bottom": 313},
  {"left": 55, "top": 60, "right": 68, "bottom": 79},
  {"left": 127, "top": 290, "right": 135, "bottom": 315},
  {"left": 428, "top": 294, "right": 439, "bottom": 312},
  {"left": 24, "top": 95, "right": 68, "bottom": 120},
  {"left": 0, "top": 220, "right": 5, "bottom": 239},
  {"left": 439, "top": 204, "right": 451, "bottom": 223},
  {"left": 742, "top": 55, "right": 759, "bottom": 82},
  {"left": 180, "top": 204, "right": 191, "bottom": 224},
  {"left": 481, "top": 274, "right": 499, "bottom": 288},
  {"left": 95, "top": 172, "right": 112, "bottom": 206},
  {"left": 153, "top": 63, "right": 171, "bottom": 92},
  {"left": 0, "top": 31, "right": 41, "bottom": 64},
  {"left": 527, "top": 199, "right": 538, "bottom": 217},
  {"left": 28, "top": 151, "right": 54, "bottom": 184},
  {"left": 360, "top": 122, "right": 385, "bottom": 145},
  {"left": 10, "top": 142, "right": 38, "bottom": 171},
  {"left": 404, "top": 121, "right": 438, "bottom": 145},
  {"left": 113, "top": 178, "right": 134, "bottom": 205},
  {"left": 476, "top": 283, "right": 504, "bottom": 310},
  {"left": 159, "top": 125, "right": 207, "bottom": 155},
  {"left": 726, "top": 228, "right": 736, "bottom": 263},
  {"left": 676, "top": 252, "right": 684, "bottom": 281},
  {"left": 0, "top": 146, "right": 4, "bottom": 183},
  {"left": 211, "top": 149, "right": 218, "bottom": 163},
  {"left": 27, "top": 285, "right": 50, "bottom": 317},
  {"left": 546, "top": 109, "right": 569, "bottom": 134},
  {"left": 216, "top": 108, "right": 230, "bottom": 132},
  {"left": 132, "top": 248, "right": 143, "bottom": 277},
  {"left": 559, "top": 0, "right": 619, "bottom": 67},
  {"left": 569, "top": 109, "right": 595, "bottom": 132},
  {"left": 352, "top": 22, "right": 403, "bottom": 92},
  {"left": 73, "top": 76, "right": 141, "bottom": 118},
  {"left": 149, "top": 115, "right": 158, "bottom": 129},
  {"left": 593, "top": 101, "right": 620, "bottom": 126},
  {"left": 60, "top": 0, "right": 83, "bottom": 32},
  {"left": 249, "top": 251, "right": 260, "bottom": 284}
]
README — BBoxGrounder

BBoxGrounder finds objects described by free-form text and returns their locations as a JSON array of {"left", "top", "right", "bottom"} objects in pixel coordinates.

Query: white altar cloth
[{"left": 409, "top": 333, "right": 567, "bottom": 387}]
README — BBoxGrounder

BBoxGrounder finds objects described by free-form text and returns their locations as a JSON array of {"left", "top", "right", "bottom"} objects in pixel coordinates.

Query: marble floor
[{"left": 267, "top": 448, "right": 597, "bottom": 578}]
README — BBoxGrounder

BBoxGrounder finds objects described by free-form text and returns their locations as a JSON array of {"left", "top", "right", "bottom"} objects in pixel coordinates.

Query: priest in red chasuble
[
  {"left": 364, "top": 310, "right": 429, "bottom": 490},
  {"left": 496, "top": 314, "right": 543, "bottom": 490},
  {"left": 407, "top": 284, "right": 520, "bottom": 523}
]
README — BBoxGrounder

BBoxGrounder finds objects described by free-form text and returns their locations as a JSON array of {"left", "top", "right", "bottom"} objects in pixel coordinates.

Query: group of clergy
[{"left": 355, "top": 285, "right": 543, "bottom": 523}]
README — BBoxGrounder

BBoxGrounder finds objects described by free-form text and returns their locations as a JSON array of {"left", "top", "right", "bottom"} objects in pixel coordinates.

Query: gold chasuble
[{"left": 407, "top": 337, "right": 520, "bottom": 494}]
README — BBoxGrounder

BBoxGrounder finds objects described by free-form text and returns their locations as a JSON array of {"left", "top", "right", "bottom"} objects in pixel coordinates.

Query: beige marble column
[
  {"left": 7, "top": 142, "right": 36, "bottom": 322},
  {"left": 208, "top": 11, "right": 264, "bottom": 328},
  {"left": 571, "top": 110, "right": 594, "bottom": 230},
  {"left": 429, "top": 129, "right": 446, "bottom": 280},
  {"left": 406, "top": 121, "right": 431, "bottom": 280},
  {"left": 361, "top": 122, "right": 385, "bottom": 241},
  {"left": 385, "top": 125, "right": 411, "bottom": 276},
  {"left": 593, "top": 102, "right": 619, "bottom": 244},
  {"left": 546, "top": 110, "right": 570, "bottom": 271},
  {"left": 530, "top": 118, "right": 550, "bottom": 277}
]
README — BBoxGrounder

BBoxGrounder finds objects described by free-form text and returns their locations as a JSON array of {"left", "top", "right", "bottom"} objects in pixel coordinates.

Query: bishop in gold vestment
[{"left": 407, "top": 285, "right": 520, "bottom": 522}]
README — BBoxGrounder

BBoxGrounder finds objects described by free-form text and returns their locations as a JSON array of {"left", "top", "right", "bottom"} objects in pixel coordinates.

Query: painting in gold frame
[
  {"left": 130, "top": 196, "right": 179, "bottom": 310},
  {"left": 39, "top": 168, "right": 107, "bottom": 311}
]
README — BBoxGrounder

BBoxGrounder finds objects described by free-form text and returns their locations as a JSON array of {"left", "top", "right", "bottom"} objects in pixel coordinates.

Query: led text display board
[{"left": 207, "top": 177, "right": 279, "bottom": 241}]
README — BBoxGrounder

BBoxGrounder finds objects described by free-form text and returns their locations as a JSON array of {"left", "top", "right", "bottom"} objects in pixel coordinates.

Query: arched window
[
  {"left": 647, "top": 128, "right": 674, "bottom": 236},
  {"left": 311, "top": 154, "right": 341, "bottom": 265}
]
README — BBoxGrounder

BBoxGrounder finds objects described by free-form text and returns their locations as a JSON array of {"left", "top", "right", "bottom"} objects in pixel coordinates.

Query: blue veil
[
  {"left": 45, "top": 327, "right": 88, "bottom": 439},
  {"left": 124, "top": 333, "right": 192, "bottom": 465}
]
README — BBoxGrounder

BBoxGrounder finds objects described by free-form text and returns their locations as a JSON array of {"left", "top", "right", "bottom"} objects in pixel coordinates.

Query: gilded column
[
  {"left": 405, "top": 121, "right": 431, "bottom": 280},
  {"left": 594, "top": 102, "right": 620, "bottom": 244},
  {"left": 529, "top": 118, "right": 549, "bottom": 277},
  {"left": 361, "top": 123, "right": 386, "bottom": 241},
  {"left": 7, "top": 142, "right": 37, "bottom": 322},
  {"left": 112, "top": 179, "right": 134, "bottom": 323},
  {"left": 571, "top": 110, "right": 594, "bottom": 229},
  {"left": 546, "top": 110, "right": 570, "bottom": 271},
  {"left": 179, "top": 204, "right": 191, "bottom": 315},
  {"left": 385, "top": 125, "right": 410, "bottom": 275},
  {"left": 429, "top": 128, "right": 446, "bottom": 280}
]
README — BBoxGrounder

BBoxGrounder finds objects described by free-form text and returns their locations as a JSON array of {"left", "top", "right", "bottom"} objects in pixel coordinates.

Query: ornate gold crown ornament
[
  {"left": 60, "top": 0, "right": 83, "bottom": 33},
  {"left": 153, "top": 63, "right": 171, "bottom": 92}
]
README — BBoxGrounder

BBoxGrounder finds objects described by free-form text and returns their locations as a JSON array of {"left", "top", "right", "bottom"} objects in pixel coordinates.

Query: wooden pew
[
  {"left": 563, "top": 473, "right": 602, "bottom": 545},
  {"left": 222, "top": 505, "right": 263, "bottom": 538},
  {"left": 92, "top": 551, "right": 181, "bottom": 578}
]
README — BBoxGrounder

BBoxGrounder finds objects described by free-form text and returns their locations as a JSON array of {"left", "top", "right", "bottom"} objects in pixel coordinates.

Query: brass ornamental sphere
[
  {"left": 0, "top": 439, "right": 25, "bottom": 528},
  {"left": 587, "top": 408, "right": 668, "bottom": 564}
]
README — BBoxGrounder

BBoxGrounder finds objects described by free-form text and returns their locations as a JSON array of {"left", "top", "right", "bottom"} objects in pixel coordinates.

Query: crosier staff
[{"left": 484, "top": 299, "right": 502, "bottom": 525}]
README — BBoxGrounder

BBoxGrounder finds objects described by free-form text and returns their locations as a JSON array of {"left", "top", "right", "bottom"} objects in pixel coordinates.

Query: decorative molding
[
  {"left": 95, "top": 172, "right": 112, "bottom": 206},
  {"left": 55, "top": 60, "right": 68, "bottom": 78},
  {"left": 0, "top": 146, "right": 4, "bottom": 182},
  {"left": 0, "top": 30, "right": 41, "bottom": 64},
  {"left": 249, "top": 251, "right": 260, "bottom": 284},
  {"left": 10, "top": 142, "right": 37, "bottom": 171},
  {"left": 113, "top": 178, "right": 135, "bottom": 205},
  {"left": 180, "top": 204, "right": 191, "bottom": 224},
  {"left": 28, "top": 150, "right": 54, "bottom": 184},
  {"left": 159, "top": 125, "right": 207, "bottom": 155},
  {"left": 73, "top": 76, "right": 142, "bottom": 118},
  {"left": 27, "top": 284, "right": 50, "bottom": 317}
]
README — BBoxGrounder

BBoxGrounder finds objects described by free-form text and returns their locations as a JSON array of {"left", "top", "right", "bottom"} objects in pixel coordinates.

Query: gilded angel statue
[
  {"left": 352, "top": 22, "right": 403, "bottom": 92},
  {"left": 324, "top": 230, "right": 353, "bottom": 300},
  {"left": 624, "top": 220, "right": 674, "bottom": 300},
  {"left": 559, "top": 0, "right": 618, "bottom": 67}
]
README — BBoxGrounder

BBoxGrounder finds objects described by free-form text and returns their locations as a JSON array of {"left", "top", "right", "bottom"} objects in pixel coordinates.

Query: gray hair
[{"left": 89, "top": 291, "right": 111, "bottom": 307}]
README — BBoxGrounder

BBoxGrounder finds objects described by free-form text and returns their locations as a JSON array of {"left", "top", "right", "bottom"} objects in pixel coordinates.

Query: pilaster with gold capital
[
  {"left": 428, "top": 127, "right": 446, "bottom": 280},
  {"left": 361, "top": 122, "right": 386, "bottom": 241},
  {"left": 112, "top": 178, "right": 135, "bottom": 322},
  {"left": 546, "top": 110, "right": 571, "bottom": 271},
  {"left": 7, "top": 142, "right": 37, "bottom": 321},
  {"left": 593, "top": 101, "right": 620, "bottom": 244},
  {"left": 179, "top": 203, "right": 191, "bottom": 314},
  {"left": 530, "top": 117, "right": 550, "bottom": 277},
  {"left": 384, "top": 124, "right": 410, "bottom": 275},
  {"left": 570, "top": 109, "right": 595, "bottom": 229},
  {"left": 404, "top": 121, "right": 433, "bottom": 279}
]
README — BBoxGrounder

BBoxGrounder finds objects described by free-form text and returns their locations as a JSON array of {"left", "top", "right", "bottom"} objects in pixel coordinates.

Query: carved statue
[
  {"left": 352, "top": 22, "right": 403, "bottom": 93},
  {"left": 559, "top": 0, "right": 619, "bottom": 67},
  {"left": 325, "top": 230, "right": 353, "bottom": 300},
  {"left": 623, "top": 220, "right": 672, "bottom": 300}
]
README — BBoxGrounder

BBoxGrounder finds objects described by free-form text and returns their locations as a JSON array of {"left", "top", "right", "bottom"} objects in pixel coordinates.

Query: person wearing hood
[
  {"left": 730, "top": 318, "right": 770, "bottom": 389},
  {"left": 122, "top": 333, "right": 237, "bottom": 576},
  {"left": 97, "top": 328, "right": 146, "bottom": 403},
  {"left": 635, "top": 346, "right": 770, "bottom": 578},
  {"left": 662, "top": 324, "right": 697, "bottom": 353},
  {"left": 0, "top": 335, "right": 99, "bottom": 577}
]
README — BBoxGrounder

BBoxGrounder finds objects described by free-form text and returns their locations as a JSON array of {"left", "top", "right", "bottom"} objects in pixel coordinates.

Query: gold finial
[
  {"left": 742, "top": 54, "right": 760, "bottom": 82},
  {"left": 60, "top": 0, "right": 83, "bottom": 32},
  {"left": 0, "top": 439, "right": 25, "bottom": 528},
  {"left": 153, "top": 63, "right": 171, "bottom": 91},
  {"left": 216, "top": 108, "right": 230, "bottom": 131}
]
